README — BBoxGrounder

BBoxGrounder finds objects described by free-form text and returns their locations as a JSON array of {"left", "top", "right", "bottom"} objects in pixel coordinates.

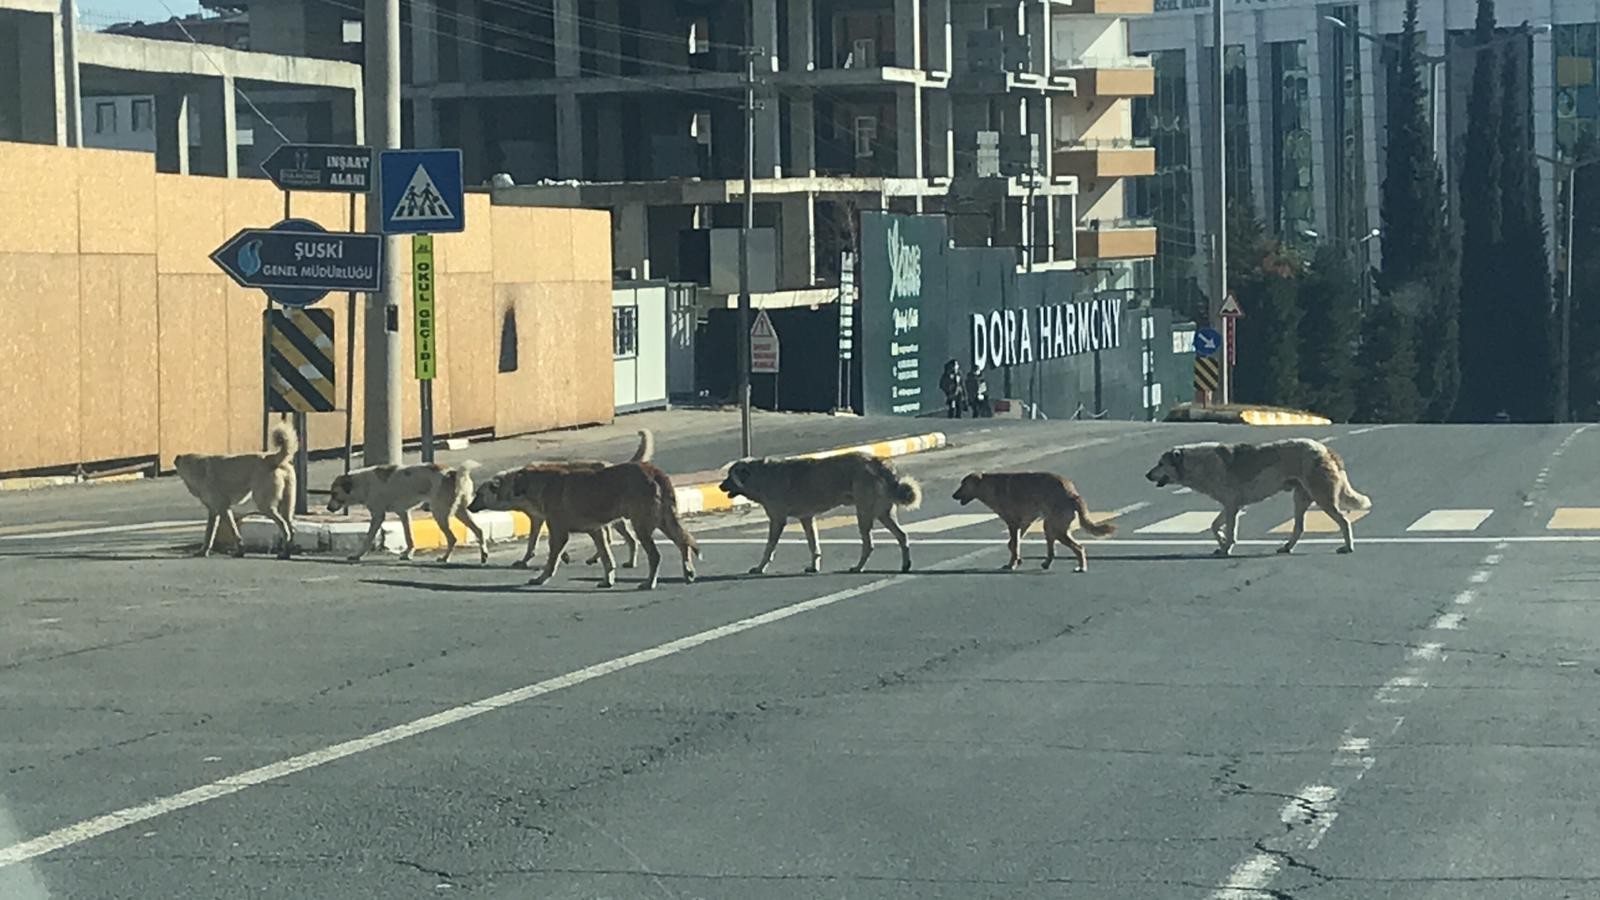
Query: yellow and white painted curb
[
  {"left": 0, "top": 472, "right": 146, "bottom": 492},
  {"left": 1238, "top": 409, "right": 1333, "bottom": 426},
  {"left": 240, "top": 431, "right": 949, "bottom": 556}
]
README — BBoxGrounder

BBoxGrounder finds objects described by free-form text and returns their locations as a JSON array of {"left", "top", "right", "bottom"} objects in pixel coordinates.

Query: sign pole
[
  {"left": 343, "top": 192, "right": 358, "bottom": 478},
  {"left": 412, "top": 234, "right": 437, "bottom": 463}
]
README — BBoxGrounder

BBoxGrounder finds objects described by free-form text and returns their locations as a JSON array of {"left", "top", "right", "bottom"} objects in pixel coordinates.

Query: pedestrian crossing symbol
[
  {"left": 391, "top": 165, "right": 454, "bottom": 223},
  {"left": 378, "top": 148, "right": 466, "bottom": 235}
]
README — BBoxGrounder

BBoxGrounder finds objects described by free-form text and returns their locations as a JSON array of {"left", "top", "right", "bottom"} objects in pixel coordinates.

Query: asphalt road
[{"left": 2, "top": 418, "right": 1599, "bottom": 899}]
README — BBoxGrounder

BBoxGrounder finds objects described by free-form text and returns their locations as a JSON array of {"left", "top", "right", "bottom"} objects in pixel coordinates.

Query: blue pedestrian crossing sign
[
  {"left": 1193, "top": 326, "right": 1223, "bottom": 358},
  {"left": 379, "top": 149, "right": 465, "bottom": 234}
]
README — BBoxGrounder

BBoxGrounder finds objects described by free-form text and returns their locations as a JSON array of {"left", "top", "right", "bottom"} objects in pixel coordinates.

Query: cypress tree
[
  {"left": 1355, "top": 285, "right": 1424, "bottom": 422},
  {"left": 1495, "top": 40, "right": 1555, "bottom": 420},
  {"left": 1378, "top": 0, "right": 1457, "bottom": 421},
  {"left": 1456, "top": 0, "right": 1503, "bottom": 422},
  {"left": 1298, "top": 245, "right": 1360, "bottom": 422},
  {"left": 1229, "top": 203, "right": 1304, "bottom": 407},
  {"left": 1567, "top": 136, "right": 1600, "bottom": 420}
]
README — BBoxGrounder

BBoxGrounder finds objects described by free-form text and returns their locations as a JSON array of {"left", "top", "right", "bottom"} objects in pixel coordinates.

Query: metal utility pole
[
  {"left": 737, "top": 36, "right": 760, "bottom": 458},
  {"left": 61, "top": 0, "right": 82, "bottom": 146},
  {"left": 1210, "top": 0, "right": 1229, "bottom": 404},
  {"left": 1536, "top": 152, "right": 1595, "bottom": 423},
  {"left": 363, "top": 0, "right": 405, "bottom": 466}
]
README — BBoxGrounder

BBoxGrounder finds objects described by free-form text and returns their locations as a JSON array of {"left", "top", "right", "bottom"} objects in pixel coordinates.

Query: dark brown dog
[
  {"left": 506, "top": 461, "right": 700, "bottom": 590},
  {"left": 952, "top": 471, "right": 1117, "bottom": 573}
]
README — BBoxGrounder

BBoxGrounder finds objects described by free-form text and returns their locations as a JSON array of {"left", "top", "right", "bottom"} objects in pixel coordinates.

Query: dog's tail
[
  {"left": 869, "top": 457, "right": 922, "bottom": 510},
  {"left": 445, "top": 460, "right": 483, "bottom": 496},
  {"left": 655, "top": 471, "right": 703, "bottom": 559},
  {"left": 629, "top": 429, "right": 655, "bottom": 463},
  {"left": 266, "top": 420, "right": 298, "bottom": 468},
  {"left": 1324, "top": 448, "right": 1372, "bottom": 511},
  {"left": 1070, "top": 492, "right": 1118, "bottom": 537}
]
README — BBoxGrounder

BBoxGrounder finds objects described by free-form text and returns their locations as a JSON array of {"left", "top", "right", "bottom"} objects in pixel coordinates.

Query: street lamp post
[
  {"left": 1302, "top": 226, "right": 1381, "bottom": 311},
  {"left": 1535, "top": 152, "right": 1600, "bottom": 423}
]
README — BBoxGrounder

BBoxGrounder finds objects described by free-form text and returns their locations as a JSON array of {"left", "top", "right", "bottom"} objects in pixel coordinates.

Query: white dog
[
  {"left": 173, "top": 421, "right": 297, "bottom": 559},
  {"left": 1144, "top": 438, "right": 1372, "bottom": 556},
  {"left": 327, "top": 462, "right": 489, "bottom": 563}
]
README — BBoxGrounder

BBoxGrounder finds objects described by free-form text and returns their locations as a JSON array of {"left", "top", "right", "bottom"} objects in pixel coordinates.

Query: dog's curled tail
[
  {"left": 267, "top": 420, "right": 299, "bottom": 468},
  {"left": 891, "top": 474, "right": 923, "bottom": 511},
  {"left": 1339, "top": 477, "right": 1373, "bottom": 512},
  {"left": 1071, "top": 492, "right": 1118, "bottom": 537},
  {"left": 630, "top": 429, "right": 656, "bottom": 463}
]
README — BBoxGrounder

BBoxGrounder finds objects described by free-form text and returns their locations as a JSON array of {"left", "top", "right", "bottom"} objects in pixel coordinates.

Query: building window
[
  {"left": 342, "top": 19, "right": 362, "bottom": 44},
  {"left": 1223, "top": 45, "right": 1252, "bottom": 208},
  {"left": 1555, "top": 23, "right": 1600, "bottom": 158},
  {"left": 1326, "top": 6, "right": 1368, "bottom": 246},
  {"left": 131, "top": 98, "right": 153, "bottom": 132},
  {"left": 853, "top": 115, "right": 878, "bottom": 158},
  {"left": 1132, "top": 49, "right": 1201, "bottom": 319},
  {"left": 613, "top": 305, "right": 638, "bottom": 359},
  {"left": 1270, "top": 40, "right": 1316, "bottom": 240},
  {"left": 689, "top": 17, "right": 711, "bottom": 55},
  {"left": 95, "top": 102, "right": 117, "bottom": 134}
]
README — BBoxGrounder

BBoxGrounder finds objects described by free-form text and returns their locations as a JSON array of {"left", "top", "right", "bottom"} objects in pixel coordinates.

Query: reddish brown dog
[{"left": 951, "top": 471, "right": 1117, "bottom": 573}]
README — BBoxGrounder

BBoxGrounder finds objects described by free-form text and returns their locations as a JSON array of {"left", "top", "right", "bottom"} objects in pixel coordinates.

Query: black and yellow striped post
[
  {"left": 266, "top": 309, "right": 337, "bottom": 414},
  {"left": 1194, "top": 355, "right": 1221, "bottom": 404}
]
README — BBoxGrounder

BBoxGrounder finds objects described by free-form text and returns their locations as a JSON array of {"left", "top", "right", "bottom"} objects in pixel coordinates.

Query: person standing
[
  {"left": 966, "top": 365, "right": 991, "bottom": 418},
  {"left": 939, "top": 359, "right": 966, "bottom": 418}
]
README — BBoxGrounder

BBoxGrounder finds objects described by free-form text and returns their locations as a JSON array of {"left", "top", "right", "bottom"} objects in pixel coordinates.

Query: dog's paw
[
  {"left": 598, "top": 576, "right": 617, "bottom": 588},
  {"left": 1040, "top": 560, "right": 1053, "bottom": 571},
  {"left": 637, "top": 581, "right": 657, "bottom": 591},
  {"left": 1211, "top": 547, "right": 1232, "bottom": 558},
  {"left": 623, "top": 559, "right": 638, "bottom": 569},
  {"left": 529, "top": 575, "right": 551, "bottom": 586},
  {"left": 345, "top": 555, "right": 364, "bottom": 563},
  {"left": 511, "top": 558, "right": 530, "bottom": 569},
  {"left": 1276, "top": 545, "right": 1294, "bottom": 555},
  {"left": 900, "top": 561, "right": 913, "bottom": 573},
  {"left": 1337, "top": 546, "right": 1355, "bottom": 555},
  {"left": 747, "top": 565, "right": 767, "bottom": 576},
  {"left": 1074, "top": 565, "right": 1087, "bottom": 574},
  {"left": 804, "top": 565, "right": 820, "bottom": 575},
  {"left": 848, "top": 564, "right": 866, "bottom": 574}
]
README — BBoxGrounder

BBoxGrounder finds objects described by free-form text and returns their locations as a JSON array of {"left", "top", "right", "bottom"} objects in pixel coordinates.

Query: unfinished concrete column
[
  {"left": 192, "top": 75, "right": 237, "bottom": 177},
  {"left": 556, "top": 95, "right": 583, "bottom": 178},
  {"left": 411, "top": 0, "right": 438, "bottom": 85},
  {"left": 1024, "top": 1, "right": 1048, "bottom": 77},
  {"left": 924, "top": 90, "right": 952, "bottom": 178},
  {"left": 154, "top": 88, "right": 190, "bottom": 174},
  {"left": 893, "top": 0, "right": 921, "bottom": 69},
  {"left": 614, "top": 202, "right": 649, "bottom": 278},
  {"left": 786, "top": 0, "right": 814, "bottom": 71},
  {"left": 4, "top": 11, "right": 66, "bottom": 143},
  {"left": 787, "top": 94, "right": 816, "bottom": 176},
  {"left": 752, "top": 0, "right": 779, "bottom": 72},
  {"left": 926, "top": 0, "right": 952, "bottom": 74},
  {"left": 411, "top": 97, "right": 439, "bottom": 148},
  {"left": 554, "top": 0, "right": 579, "bottom": 76},
  {"left": 779, "top": 194, "right": 816, "bottom": 289},
  {"left": 895, "top": 86, "right": 923, "bottom": 178}
]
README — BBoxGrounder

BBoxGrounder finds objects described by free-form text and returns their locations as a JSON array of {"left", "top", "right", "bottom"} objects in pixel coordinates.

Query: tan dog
[
  {"left": 951, "top": 471, "right": 1117, "bottom": 573},
  {"left": 509, "top": 461, "right": 699, "bottom": 590},
  {"left": 327, "top": 461, "right": 488, "bottom": 563},
  {"left": 173, "top": 420, "right": 297, "bottom": 559},
  {"left": 469, "top": 429, "right": 652, "bottom": 568},
  {"left": 718, "top": 453, "right": 922, "bottom": 575},
  {"left": 1143, "top": 438, "right": 1373, "bottom": 556}
]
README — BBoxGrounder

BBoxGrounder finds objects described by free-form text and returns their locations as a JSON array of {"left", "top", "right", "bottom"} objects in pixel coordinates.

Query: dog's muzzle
[
  {"left": 325, "top": 498, "right": 344, "bottom": 512},
  {"left": 1147, "top": 472, "right": 1170, "bottom": 487},
  {"left": 718, "top": 479, "right": 741, "bottom": 498}
]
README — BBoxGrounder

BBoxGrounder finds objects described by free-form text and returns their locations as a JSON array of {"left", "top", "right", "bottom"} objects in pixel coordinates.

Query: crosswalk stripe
[
  {"left": 1548, "top": 508, "right": 1600, "bottom": 530},
  {"left": 1026, "top": 501, "right": 1150, "bottom": 535},
  {"left": 1406, "top": 509, "right": 1494, "bottom": 532},
  {"left": 1268, "top": 509, "right": 1370, "bottom": 534},
  {"left": 901, "top": 513, "right": 995, "bottom": 534},
  {"left": 1135, "top": 511, "right": 1218, "bottom": 534}
]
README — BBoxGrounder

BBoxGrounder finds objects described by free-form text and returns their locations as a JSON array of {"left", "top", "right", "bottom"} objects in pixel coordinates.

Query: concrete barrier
[
  {"left": 1165, "top": 403, "right": 1332, "bottom": 426},
  {"left": 240, "top": 431, "right": 950, "bottom": 556}
]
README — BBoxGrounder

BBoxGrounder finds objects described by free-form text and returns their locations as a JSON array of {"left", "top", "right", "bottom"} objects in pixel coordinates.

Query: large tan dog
[
  {"left": 173, "top": 420, "right": 297, "bottom": 559},
  {"left": 718, "top": 453, "right": 922, "bottom": 575},
  {"left": 326, "top": 461, "right": 488, "bottom": 563},
  {"left": 470, "top": 430, "right": 652, "bottom": 569},
  {"left": 951, "top": 471, "right": 1117, "bottom": 573},
  {"left": 1143, "top": 438, "right": 1373, "bottom": 556},
  {"left": 504, "top": 461, "right": 699, "bottom": 590}
]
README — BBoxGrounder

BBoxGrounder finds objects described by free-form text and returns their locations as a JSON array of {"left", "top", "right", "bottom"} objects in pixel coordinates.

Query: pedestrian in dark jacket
[
  {"left": 939, "top": 360, "right": 966, "bottom": 418},
  {"left": 966, "top": 365, "right": 991, "bottom": 418}
]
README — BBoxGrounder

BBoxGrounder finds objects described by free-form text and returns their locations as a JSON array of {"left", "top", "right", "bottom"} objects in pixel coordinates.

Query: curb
[
  {"left": 240, "top": 431, "right": 949, "bottom": 555},
  {"left": 0, "top": 472, "right": 146, "bottom": 492},
  {"left": 1165, "top": 404, "right": 1332, "bottom": 426},
  {"left": 1237, "top": 409, "right": 1333, "bottom": 426}
]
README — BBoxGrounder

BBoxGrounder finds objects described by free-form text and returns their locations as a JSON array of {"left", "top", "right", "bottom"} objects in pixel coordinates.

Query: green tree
[
  {"left": 1378, "top": 0, "right": 1458, "bottom": 421},
  {"left": 1566, "top": 137, "right": 1600, "bottom": 420},
  {"left": 1228, "top": 203, "right": 1304, "bottom": 407},
  {"left": 1297, "top": 245, "right": 1360, "bottom": 421},
  {"left": 1355, "top": 286, "right": 1424, "bottom": 422},
  {"left": 1495, "top": 41, "right": 1555, "bottom": 420},
  {"left": 1456, "top": 0, "right": 1503, "bottom": 422}
]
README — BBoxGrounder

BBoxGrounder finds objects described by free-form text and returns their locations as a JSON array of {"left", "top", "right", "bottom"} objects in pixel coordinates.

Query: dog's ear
[{"left": 1170, "top": 448, "right": 1184, "bottom": 478}]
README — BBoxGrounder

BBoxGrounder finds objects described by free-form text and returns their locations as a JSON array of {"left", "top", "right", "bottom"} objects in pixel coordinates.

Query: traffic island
[
  {"left": 1165, "top": 403, "right": 1333, "bottom": 426},
  {"left": 238, "top": 431, "right": 950, "bottom": 556}
]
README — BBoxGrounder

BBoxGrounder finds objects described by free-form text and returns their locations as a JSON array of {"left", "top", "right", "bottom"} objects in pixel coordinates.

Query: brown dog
[
  {"left": 504, "top": 461, "right": 699, "bottom": 590},
  {"left": 951, "top": 471, "right": 1117, "bottom": 573}
]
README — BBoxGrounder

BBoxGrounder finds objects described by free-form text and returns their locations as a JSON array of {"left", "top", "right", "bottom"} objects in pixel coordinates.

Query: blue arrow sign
[
  {"left": 1193, "top": 326, "right": 1223, "bottom": 358},
  {"left": 210, "top": 218, "right": 383, "bottom": 307}
]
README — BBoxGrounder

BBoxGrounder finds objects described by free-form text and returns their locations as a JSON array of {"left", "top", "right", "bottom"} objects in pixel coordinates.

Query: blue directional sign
[
  {"left": 210, "top": 217, "right": 383, "bottom": 307},
  {"left": 1193, "top": 326, "right": 1223, "bottom": 359},
  {"left": 379, "top": 149, "right": 465, "bottom": 235}
]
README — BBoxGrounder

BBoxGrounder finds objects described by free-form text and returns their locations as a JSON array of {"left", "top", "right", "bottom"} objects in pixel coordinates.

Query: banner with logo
[{"left": 859, "top": 212, "right": 949, "bottom": 417}]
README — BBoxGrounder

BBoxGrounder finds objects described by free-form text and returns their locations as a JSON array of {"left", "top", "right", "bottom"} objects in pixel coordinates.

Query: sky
[{"left": 78, "top": 0, "right": 205, "bottom": 29}]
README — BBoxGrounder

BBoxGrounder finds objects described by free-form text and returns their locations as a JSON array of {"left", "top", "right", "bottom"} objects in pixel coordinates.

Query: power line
[{"left": 156, "top": 0, "right": 289, "bottom": 143}]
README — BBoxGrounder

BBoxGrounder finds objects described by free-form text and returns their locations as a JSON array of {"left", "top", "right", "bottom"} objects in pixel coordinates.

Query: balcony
[
  {"left": 1053, "top": 138, "right": 1156, "bottom": 179},
  {"left": 1076, "top": 218, "right": 1157, "bottom": 260},
  {"left": 1052, "top": 0, "right": 1155, "bottom": 15},
  {"left": 1061, "top": 57, "right": 1155, "bottom": 97}
]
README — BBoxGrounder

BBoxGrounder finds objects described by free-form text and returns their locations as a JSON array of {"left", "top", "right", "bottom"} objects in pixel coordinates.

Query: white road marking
[
  {"left": 1468, "top": 570, "right": 1491, "bottom": 584},
  {"left": 1431, "top": 612, "right": 1465, "bottom": 630},
  {"left": 1408, "top": 642, "right": 1444, "bottom": 662},
  {"left": 1483, "top": 553, "right": 1502, "bottom": 566},
  {"left": 0, "top": 546, "right": 997, "bottom": 869},
  {"left": 0, "top": 521, "right": 196, "bottom": 542},
  {"left": 1452, "top": 590, "right": 1476, "bottom": 606},
  {"left": 1135, "top": 511, "right": 1218, "bottom": 534},
  {"left": 0, "top": 800, "right": 49, "bottom": 900},
  {"left": 1346, "top": 424, "right": 1397, "bottom": 436},
  {"left": 900, "top": 513, "right": 995, "bottom": 534},
  {"left": 1212, "top": 852, "right": 1281, "bottom": 899},
  {"left": 1404, "top": 509, "right": 1495, "bottom": 532},
  {"left": 1376, "top": 675, "right": 1427, "bottom": 704}
]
